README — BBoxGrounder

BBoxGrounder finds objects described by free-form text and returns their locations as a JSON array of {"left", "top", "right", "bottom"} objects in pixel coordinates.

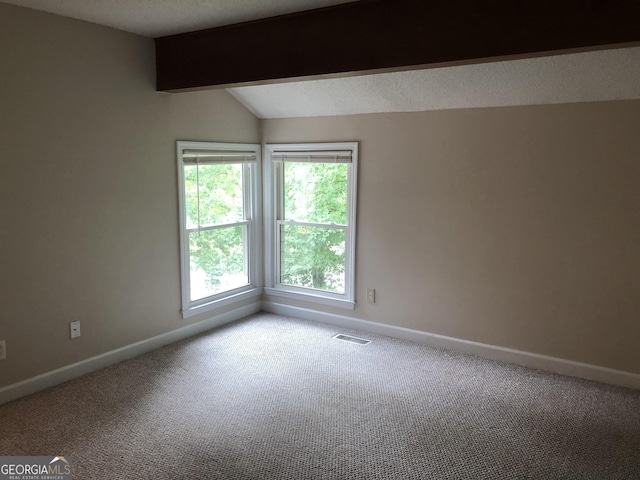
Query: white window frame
[
  {"left": 264, "top": 142, "right": 358, "bottom": 310},
  {"left": 177, "top": 141, "right": 262, "bottom": 319}
]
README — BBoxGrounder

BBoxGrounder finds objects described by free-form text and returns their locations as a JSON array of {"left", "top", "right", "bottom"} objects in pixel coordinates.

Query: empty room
[{"left": 0, "top": 1, "right": 639, "bottom": 478}]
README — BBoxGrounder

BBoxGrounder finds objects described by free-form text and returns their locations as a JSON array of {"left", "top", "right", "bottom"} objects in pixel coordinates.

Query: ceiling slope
[
  {"left": 0, "top": 0, "right": 356, "bottom": 37},
  {"left": 228, "top": 47, "right": 640, "bottom": 118},
  {"left": 3, "top": 0, "right": 639, "bottom": 117}
]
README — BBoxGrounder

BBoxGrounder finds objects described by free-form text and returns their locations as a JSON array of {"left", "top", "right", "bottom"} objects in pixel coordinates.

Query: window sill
[
  {"left": 264, "top": 287, "right": 355, "bottom": 310},
  {"left": 182, "top": 287, "right": 263, "bottom": 319}
]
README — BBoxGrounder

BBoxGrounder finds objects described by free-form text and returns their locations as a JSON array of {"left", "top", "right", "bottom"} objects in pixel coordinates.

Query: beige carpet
[{"left": 1, "top": 313, "right": 639, "bottom": 479}]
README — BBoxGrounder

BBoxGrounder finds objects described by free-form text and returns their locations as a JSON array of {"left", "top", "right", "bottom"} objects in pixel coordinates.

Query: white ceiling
[
  {"left": 0, "top": 0, "right": 357, "bottom": 37},
  {"left": 228, "top": 47, "right": 640, "bottom": 118},
  {"left": 3, "top": 0, "right": 639, "bottom": 119}
]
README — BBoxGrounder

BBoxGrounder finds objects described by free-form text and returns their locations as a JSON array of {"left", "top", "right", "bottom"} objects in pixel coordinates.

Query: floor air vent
[{"left": 333, "top": 334, "right": 371, "bottom": 345}]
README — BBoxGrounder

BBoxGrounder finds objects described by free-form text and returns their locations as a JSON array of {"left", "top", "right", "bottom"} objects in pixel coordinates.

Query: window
[
  {"left": 265, "top": 143, "right": 358, "bottom": 309},
  {"left": 177, "top": 142, "right": 262, "bottom": 318}
]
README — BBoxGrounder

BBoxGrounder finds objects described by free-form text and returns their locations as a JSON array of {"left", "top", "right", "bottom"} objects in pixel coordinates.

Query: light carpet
[{"left": 1, "top": 313, "right": 639, "bottom": 479}]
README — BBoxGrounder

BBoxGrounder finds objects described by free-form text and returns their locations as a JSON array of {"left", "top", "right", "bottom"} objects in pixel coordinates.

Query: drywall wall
[
  {"left": 0, "top": 4, "right": 260, "bottom": 388},
  {"left": 262, "top": 101, "right": 640, "bottom": 374}
]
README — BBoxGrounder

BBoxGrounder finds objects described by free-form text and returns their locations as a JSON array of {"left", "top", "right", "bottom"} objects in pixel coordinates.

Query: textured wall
[
  {"left": 0, "top": 4, "right": 260, "bottom": 387},
  {"left": 263, "top": 101, "right": 640, "bottom": 374}
]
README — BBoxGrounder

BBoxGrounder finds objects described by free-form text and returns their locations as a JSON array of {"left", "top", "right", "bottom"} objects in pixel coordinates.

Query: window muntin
[{"left": 177, "top": 142, "right": 261, "bottom": 317}]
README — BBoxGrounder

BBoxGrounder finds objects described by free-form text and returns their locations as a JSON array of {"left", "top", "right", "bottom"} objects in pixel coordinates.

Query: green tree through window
[
  {"left": 178, "top": 142, "right": 260, "bottom": 317},
  {"left": 184, "top": 163, "right": 248, "bottom": 299},
  {"left": 280, "top": 162, "right": 349, "bottom": 293}
]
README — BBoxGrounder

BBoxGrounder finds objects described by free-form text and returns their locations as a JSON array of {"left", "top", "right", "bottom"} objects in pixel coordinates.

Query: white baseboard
[
  {"left": 262, "top": 301, "right": 640, "bottom": 390},
  {"left": 0, "top": 302, "right": 261, "bottom": 406},
  {"left": 3, "top": 300, "right": 636, "bottom": 406}
]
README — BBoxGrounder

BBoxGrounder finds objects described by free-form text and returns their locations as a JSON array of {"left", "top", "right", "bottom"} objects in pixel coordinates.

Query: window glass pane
[
  {"left": 184, "top": 163, "right": 243, "bottom": 229},
  {"left": 280, "top": 224, "right": 345, "bottom": 293},
  {"left": 283, "top": 162, "right": 347, "bottom": 225},
  {"left": 189, "top": 226, "right": 247, "bottom": 300}
]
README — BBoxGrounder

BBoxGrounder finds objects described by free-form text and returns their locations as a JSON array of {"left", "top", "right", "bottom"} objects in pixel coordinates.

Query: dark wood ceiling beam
[{"left": 155, "top": 0, "right": 640, "bottom": 92}]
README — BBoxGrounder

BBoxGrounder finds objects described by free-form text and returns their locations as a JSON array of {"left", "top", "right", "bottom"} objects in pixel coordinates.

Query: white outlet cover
[
  {"left": 367, "top": 288, "right": 375, "bottom": 304},
  {"left": 70, "top": 321, "right": 81, "bottom": 339}
]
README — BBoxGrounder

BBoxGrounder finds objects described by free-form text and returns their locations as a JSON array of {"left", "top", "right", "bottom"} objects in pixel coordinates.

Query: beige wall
[
  {"left": 2, "top": 4, "right": 638, "bottom": 390},
  {"left": 263, "top": 101, "right": 640, "bottom": 374},
  {"left": 0, "top": 4, "right": 260, "bottom": 387}
]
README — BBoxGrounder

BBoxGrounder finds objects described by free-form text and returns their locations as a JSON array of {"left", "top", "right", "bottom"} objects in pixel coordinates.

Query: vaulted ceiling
[
  {"left": 2, "top": 0, "right": 639, "bottom": 118},
  {"left": 0, "top": 0, "right": 358, "bottom": 37},
  {"left": 229, "top": 47, "right": 640, "bottom": 119}
]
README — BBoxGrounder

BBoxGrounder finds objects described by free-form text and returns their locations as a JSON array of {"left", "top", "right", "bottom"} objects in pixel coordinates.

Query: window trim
[
  {"left": 177, "top": 141, "right": 262, "bottom": 319},
  {"left": 264, "top": 142, "right": 358, "bottom": 310}
]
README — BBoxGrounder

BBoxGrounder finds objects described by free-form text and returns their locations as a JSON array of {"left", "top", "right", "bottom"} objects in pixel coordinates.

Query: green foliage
[
  {"left": 184, "top": 163, "right": 247, "bottom": 298},
  {"left": 284, "top": 163, "right": 347, "bottom": 225},
  {"left": 184, "top": 164, "right": 243, "bottom": 228},
  {"left": 182, "top": 160, "right": 349, "bottom": 299},
  {"left": 188, "top": 227, "right": 245, "bottom": 294},
  {"left": 281, "top": 163, "right": 348, "bottom": 293}
]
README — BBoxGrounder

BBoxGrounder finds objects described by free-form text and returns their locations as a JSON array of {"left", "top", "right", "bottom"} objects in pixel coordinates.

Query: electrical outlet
[
  {"left": 367, "top": 288, "right": 376, "bottom": 304},
  {"left": 0, "top": 340, "right": 5, "bottom": 360},
  {"left": 70, "top": 321, "right": 81, "bottom": 339}
]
